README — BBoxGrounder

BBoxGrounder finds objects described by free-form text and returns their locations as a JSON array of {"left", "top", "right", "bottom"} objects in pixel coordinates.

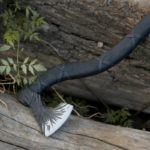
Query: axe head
[
  {"left": 42, "top": 103, "right": 73, "bottom": 137},
  {"left": 18, "top": 85, "right": 73, "bottom": 137}
]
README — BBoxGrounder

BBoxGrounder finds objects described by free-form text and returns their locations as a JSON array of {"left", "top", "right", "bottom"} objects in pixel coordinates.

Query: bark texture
[
  {"left": 0, "top": 92, "right": 150, "bottom": 150},
  {"left": 1, "top": 0, "right": 150, "bottom": 113}
]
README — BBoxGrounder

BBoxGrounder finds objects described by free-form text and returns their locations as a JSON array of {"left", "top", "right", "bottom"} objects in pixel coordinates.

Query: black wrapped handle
[{"left": 29, "top": 13, "right": 150, "bottom": 93}]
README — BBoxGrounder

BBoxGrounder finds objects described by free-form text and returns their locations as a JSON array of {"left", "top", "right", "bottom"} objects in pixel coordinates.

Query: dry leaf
[{"left": 127, "top": 17, "right": 134, "bottom": 22}]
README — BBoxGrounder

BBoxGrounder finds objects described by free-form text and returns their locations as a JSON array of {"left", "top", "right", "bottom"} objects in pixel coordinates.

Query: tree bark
[
  {"left": 1, "top": 0, "right": 150, "bottom": 113},
  {"left": 0, "top": 92, "right": 150, "bottom": 150}
]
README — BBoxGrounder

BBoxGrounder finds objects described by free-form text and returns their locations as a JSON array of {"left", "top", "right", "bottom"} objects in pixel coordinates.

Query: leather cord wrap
[
  {"left": 55, "top": 63, "right": 71, "bottom": 83},
  {"left": 28, "top": 13, "right": 150, "bottom": 94},
  {"left": 18, "top": 85, "right": 44, "bottom": 129}
]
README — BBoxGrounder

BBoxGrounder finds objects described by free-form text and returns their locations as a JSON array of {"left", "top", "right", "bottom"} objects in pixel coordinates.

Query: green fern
[{"left": 104, "top": 107, "right": 133, "bottom": 128}]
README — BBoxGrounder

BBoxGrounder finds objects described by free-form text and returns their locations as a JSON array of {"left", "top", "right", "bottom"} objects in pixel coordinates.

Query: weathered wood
[
  {"left": 1, "top": 0, "right": 150, "bottom": 113},
  {"left": 0, "top": 92, "right": 150, "bottom": 150},
  {"left": 0, "top": 141, "right": 26, "bottom": 150}
]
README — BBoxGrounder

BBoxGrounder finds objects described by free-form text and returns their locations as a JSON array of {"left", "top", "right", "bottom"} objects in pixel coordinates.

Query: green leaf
[
  {"left": 29, "top": 65, "right": 34, "bottom": 75},
  {"left": 17, "top": 5, "right": 21, "bottom": 10},
  {"left": 15, "top": 7, "right": 17, "bottom": 12},
  {"left": 13, "top": 64, "right": 17, "bottom": 71},
  {"left": 32, "top": 32, "right": 39, "bottom": 40},
  {"left": 29, "top": 35, "right": 33, "bottom": 41},
  {"left": 41, "top": 20, "right": 48, "bottom": 25},
  {"left": 0, "top": 45, "right": 11, "bottom": 51},
  {"left": 23, "top": 78, "right": 28, "bottom": 85},
  {"left": 30, "top": 59, "right": 37, "bottom": 65},
  {"left": 0, "top": 0, "right": 3, "bottom": 3},
  {"left": 123, "top": 120, "right": 133, "bottom": 128},
  {"left": 23, "top": 57, "right": 29, "bottom": 64},
  {"left": 126, "top": 112, "right": 131, "bottom": 116},
  {"left": 17, "top": 16, "right": 25, "bottom": 22},
  {"left": 0, "top": 59, "right": 9, "bottom": 65},
  {"left": 105, "top": 109, "right": 119, "bottom": 124},
  {"left": 6, "top": 66, "right": 11, "bottom": 74},
  {"left": 31, "top": 10, "right": 37, "bottom": 16},
  {"left": 3, "top": 29, "right": 20, "bottom": 43},
  {"left": 13, "top": 84, "right": 16, "bottom": 95},
  {"left": 120, "top": 117, "right": 127, "bottom": 123},
  {"left": 15, "top": 2, "right": 21, "bottom": 12},
  {"left": 8, "top": 41, "right": 14, "bottom": 47},
  {"left": 26, "top": 8, "right": 30, "bottom": 19},
  {"left": 8, "top": 8, "right": 13, "bottom": 16},
  {"left": 31, "top": 22, "right": 35, "bottom": 29},
  {"left": 20, "top": 48, "right": 24, "bottom": 52},
  {"left": 24, "top": 34, "right": 29, "bottom": 41},
  {"left": 7, "top": 57, "right": 14, "bottom": 64},
  {"left": 0, "top": 66, "right": 6, "bottom": 74},
  {"left": 29, "top": 79, "right": 32, "bottom": 85},
  {"left": 17, "top": 78, "right": 21, "bottom": 86},
  {"left": 21, "top": 64, "right": 27, "bottom": 74},
  {"left": 29, "top": 75, "right": 38, "bottom": 83},
  {"left": 33, "top": 63, "right": 47, "bottom": 71}
]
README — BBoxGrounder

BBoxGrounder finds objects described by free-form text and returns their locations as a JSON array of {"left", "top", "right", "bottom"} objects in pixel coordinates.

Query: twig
[
  {"left": 0, "top": 73, "right": 16, "bottom": 93},
  {"left": 39, "top": 39, "right": 61, "bottom": 56},
  {"left": 0, "top": 73, "right": 16, "bottom": 85},
  {"left": 72, "top": 109, "right": 82, "bottom": 117},
  {"left": 0, "top": 99, "right": 8, "bottom": 110},
  {"left": 0, "top": 84, "right": 5, "bottom": 93},
  {"left": 73, "top": 108, "right": 103, "bottom": 119},
  {"left": 52, "top": 87, "right": 66, "bottom": 103},
  {"left": 52, "top": 86, "right": 103, "bottom": 119},
  {"left": 52, "top": 86, "right": 84, "bottom": 116},
  {"left": 38, "top": 39, "right": 64, "bottom": 62},
  {"left": 132, "top": 102, "right": 150, "bottom": 117},
  {"left": 85, "top": 112, "right": 102, "bottom": 119},
  {"left": 72, "top": 102, "right": 99, "bottom": 111}
]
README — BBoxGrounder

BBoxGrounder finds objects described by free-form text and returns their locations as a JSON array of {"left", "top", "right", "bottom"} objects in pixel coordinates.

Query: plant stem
[
  {"left": 132, "top": 102, "right": 150, "bottom": 117},
  {"left": 8, "top": 4, "right": 28, "bottom": 9},
  {"left": 16, "top": 41, "right": 22, "bottom": 86},
  {"left": 17, "top": 42, "right": 20, "bottom": 75}
]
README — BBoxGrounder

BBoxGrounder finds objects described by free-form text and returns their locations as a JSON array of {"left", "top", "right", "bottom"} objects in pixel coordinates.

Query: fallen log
[
  {"left": 0, "top": 92, "right": 150, "bottom": 150},
  {"left": 1, "top": 0, "right": 150, "bottom": 114}
]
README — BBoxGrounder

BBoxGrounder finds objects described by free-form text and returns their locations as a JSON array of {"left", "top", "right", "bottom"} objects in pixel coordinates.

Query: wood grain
[{"left": 0, "top": 92, "right": 150, "bottom": 150}]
